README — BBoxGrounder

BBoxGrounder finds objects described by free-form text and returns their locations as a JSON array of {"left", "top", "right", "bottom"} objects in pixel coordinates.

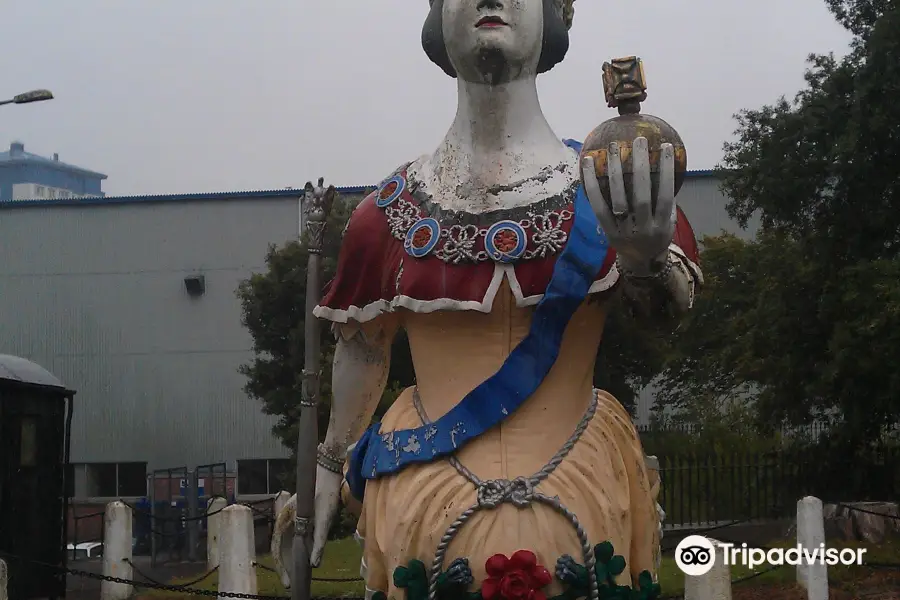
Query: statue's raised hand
[{"left": 581, "top": 137, "right": 677, "bottom": 277}]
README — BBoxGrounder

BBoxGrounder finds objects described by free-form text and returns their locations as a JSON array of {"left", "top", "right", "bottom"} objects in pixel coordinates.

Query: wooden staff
[{"left": 293, "top": 177, "right": 335, "bottom": 600}]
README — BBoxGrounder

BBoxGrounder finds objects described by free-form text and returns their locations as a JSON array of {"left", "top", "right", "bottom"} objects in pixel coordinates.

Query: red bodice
[{"left": 314, "top": 166, "right": 700, "bottom": 324}]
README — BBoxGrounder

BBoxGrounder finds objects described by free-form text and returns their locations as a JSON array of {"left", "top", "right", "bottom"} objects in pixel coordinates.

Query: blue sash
[{"left": 346, "top": 140, "right": 609, "bottom": 501}]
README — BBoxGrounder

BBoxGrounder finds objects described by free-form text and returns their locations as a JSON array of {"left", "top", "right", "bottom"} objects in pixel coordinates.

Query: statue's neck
[
  {"left": 447, "top": 78, "right": 559, "bottom": 157},
  {"left": 414, "top": 77, "right": 577, "bottom": 213}
]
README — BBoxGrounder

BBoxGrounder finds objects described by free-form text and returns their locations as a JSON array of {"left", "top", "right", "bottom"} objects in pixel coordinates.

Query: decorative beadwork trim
[
  {"left": 317, "top": 443, "right": 345, "bottom": 474},
  {"left": 485, "top": 220, "right": 528, "bottom": 263},
  {"left": 375, "top": 175, "right": 405, "bottom": 208},
  {"left": 405, "top": 218, "right": 442, "bottom": 258},
  {"left": 373, "top": 169, "right": 578, "bottom": 265}
]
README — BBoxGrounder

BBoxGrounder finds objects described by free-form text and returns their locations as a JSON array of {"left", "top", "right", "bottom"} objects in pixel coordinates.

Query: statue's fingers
[
  {"left": 632, "top": 137, "right": 652, "bottom": 226},
  {"left": 581, "top": 156, "right": 605, "bottom": 216},
  {"left": 311, "top": 521, "right": 329, "bottom": 567},
  {"left": 606, "top": 142, "right": 629, "bottom": 218},
  {"left": 657, "top": 143, "right": 676, "bottom": 227},
  {"left": 582, "top": 157, "right": 619, "bottom": 237}
]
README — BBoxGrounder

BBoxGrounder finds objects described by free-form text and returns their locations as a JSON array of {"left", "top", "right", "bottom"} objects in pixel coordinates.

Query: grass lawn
[
  {"left": 139, "top": 536, "right": 900, "bottom": 599},
  {"left": 139, "top": 537, "right": 365, "bottom": 599}
]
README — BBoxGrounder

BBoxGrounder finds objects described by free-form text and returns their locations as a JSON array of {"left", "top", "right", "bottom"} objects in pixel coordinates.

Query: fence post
[
  {"left": 218, "top": 504, "right": 257, "bottom": 599},
  {"left": 683, "top": 538, "right": 732, "bottom": 600},
  {"left": 796, "top": 496, "right": 828, "bottom": 600},
  {"left": 188, "top": 469, "right": 199, "bottom": 562},
  {"left": 207, "top": 496, "right": 228, "bottom": 571},
  {"left": 149, "top": 473, "right": 157, "bottom": 568},
  {"left": 100, "top": 501, "right": 133, "bottom": 600},
  {"left": 0, "top": 558, "right": 7, "bottom": 600}
]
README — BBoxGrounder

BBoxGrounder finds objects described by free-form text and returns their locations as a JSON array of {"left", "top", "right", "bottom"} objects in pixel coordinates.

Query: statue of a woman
[{"left": 273, "top": 1, "right": 702, "bottom": 598}]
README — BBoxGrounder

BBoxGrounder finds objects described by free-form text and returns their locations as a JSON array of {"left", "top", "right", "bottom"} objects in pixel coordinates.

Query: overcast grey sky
[{"left": 3, "top": 1, "right": 851, "bottom": 197}]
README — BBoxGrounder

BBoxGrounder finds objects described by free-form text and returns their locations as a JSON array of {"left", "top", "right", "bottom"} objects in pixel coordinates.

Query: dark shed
[{"left": 0, "top": 355, "right": 75, "bottom": 599}]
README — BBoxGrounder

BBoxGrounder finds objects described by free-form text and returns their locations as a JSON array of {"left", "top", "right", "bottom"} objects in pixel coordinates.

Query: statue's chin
[{"left": 457, "top": 44, "right": 535, "bottom": 85}]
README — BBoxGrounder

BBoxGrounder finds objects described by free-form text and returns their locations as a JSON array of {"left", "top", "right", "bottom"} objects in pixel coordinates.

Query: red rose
[{"left": 481, "top": 550, "right": 552, "bottom": 600}]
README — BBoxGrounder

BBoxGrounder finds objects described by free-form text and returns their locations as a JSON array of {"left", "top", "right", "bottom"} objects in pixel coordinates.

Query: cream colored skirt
[{"left": 348, "top": 388, "right": 661, "bottom": 598}]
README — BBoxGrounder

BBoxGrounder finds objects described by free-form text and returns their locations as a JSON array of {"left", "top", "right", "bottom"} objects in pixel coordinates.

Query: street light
[{"left": 0, "top": 89, "right": 54, "bottom": 107}]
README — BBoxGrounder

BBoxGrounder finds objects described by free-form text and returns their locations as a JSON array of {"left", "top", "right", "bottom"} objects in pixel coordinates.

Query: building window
[
  {"left": 71, "top": 462, "right": 148, "bottom": 498},
  {"left": 237, "top": 459, "right": 291, "bottom": 495},
  {"left": 117, "top": 462, "right": 149, "bottom": 496},
  {"left": 86, "top": 463, "right": 117, "bottom": 496},
  {"left": 35, "top": 185, "right": 45, "bottom": 198},
  {"left": 268, "top": 459, "right": 291, "bottom": 492}
]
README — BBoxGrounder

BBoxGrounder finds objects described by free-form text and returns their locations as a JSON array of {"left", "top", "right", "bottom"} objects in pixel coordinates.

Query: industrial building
[
  {"left": 0, "top": 166, "right": 753, "bottom": 501},
  {"left": 0, "top": 141, "right": 107, "bottom": 201}
]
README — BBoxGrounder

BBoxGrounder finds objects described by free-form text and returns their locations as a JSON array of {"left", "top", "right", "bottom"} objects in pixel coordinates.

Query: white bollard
[
  {"left": 683, "top": 538, "right": 732, "bottom": 600},
  {"left": 207, "top": 496, "right": 228, "bottom": 570},
  {"left": 796, "top": 496, "right": 828, "bottom": 600},
  {"left": 100, "top": 501, "right": 133, "bottom": 600},
  {"left": 274, "top": 490, "right": 291, "bottom": 520},
  {"left": 217, "top": 504, "right": 257, "bottom": 599},
  {"left": 0, "top": 558, "right": 8, "bottom": 600}
]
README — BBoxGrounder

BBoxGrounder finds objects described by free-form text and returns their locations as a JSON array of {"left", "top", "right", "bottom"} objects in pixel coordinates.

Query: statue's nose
[{"left": 476, "top": 0, "right": 504, "bottom": 10}]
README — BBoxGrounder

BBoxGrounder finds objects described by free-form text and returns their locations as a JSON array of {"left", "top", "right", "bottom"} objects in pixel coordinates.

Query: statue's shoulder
[
  {"left": 314, "top": 164, "right": 414, "bottom": 324},
  {"left": 341, "top": 161, "right": 412, "bottom": 233}
]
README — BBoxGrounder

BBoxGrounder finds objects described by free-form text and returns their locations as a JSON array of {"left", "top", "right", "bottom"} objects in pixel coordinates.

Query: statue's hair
[
  {"left": 423, "top": 0, "right": 575, "bottom": 78},
  {"left": 557, "top": 0, "right": 576, "bottom": 30}
]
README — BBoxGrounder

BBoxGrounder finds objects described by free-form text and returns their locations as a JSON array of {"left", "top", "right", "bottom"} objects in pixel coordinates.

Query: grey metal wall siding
[
  {"left": 0, "top": 195, "right": 307, "bottom": 470},
  {"left": 676, "top": 176, "right": 759, "bottom": 241}
]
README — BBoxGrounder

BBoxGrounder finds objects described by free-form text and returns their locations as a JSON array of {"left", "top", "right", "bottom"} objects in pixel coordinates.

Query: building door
[{"left": 0, "top": 390, "right": 67, "bottom": 599}]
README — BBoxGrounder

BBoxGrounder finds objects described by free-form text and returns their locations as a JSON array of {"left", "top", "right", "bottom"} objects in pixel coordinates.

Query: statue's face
[{"left": 442, "top": 0, "right": 544, "bottom": 83}]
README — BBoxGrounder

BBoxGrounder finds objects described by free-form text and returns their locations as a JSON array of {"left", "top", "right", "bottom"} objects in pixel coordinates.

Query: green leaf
[
  {"left": 394, "top": 566, "right": 411, "bottom": 588},
  {"left": 637, "top": 571, "right": 653, "bottom": 590},
  {"left": 607, "top": 555, "right": 626, "bottom": 577},
  {"left": 404, "top": 560, "right": 430, "bottom": 600},
  {"left": 594, "top": 541, "right": 615, "bottom": 564}
]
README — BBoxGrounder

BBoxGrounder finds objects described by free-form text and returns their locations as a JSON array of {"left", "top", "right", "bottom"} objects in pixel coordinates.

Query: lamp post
[{"left": 0, "top": 89, "right": 54, "bottom": 107}]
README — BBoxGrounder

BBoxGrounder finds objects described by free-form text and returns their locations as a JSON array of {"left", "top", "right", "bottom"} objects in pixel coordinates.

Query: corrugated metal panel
[
  {"left": 677, "top": 177, "right": 760, "bottom": 241},
  {"left": 0, "top": 194, "right": 378, "bottom": 470}
]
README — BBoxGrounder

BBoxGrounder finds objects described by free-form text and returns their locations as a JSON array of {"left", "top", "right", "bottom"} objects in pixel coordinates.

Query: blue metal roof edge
[
  {"left": 0, "top": 185, "right": 376, "bottom": 209},
  {"left": 0, "top": 171, "right": 717, "bottom": 209},
  {"left": 0, "top": 156, "right": 109, "bottom": 180}
]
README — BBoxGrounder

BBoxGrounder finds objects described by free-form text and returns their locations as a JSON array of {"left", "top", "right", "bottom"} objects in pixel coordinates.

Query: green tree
[
  {"left": 595, "top": 298, "right": 673, "bottom": 416},
  {"left": 655, "top": 1, "right": 900, "bottom": 442}
]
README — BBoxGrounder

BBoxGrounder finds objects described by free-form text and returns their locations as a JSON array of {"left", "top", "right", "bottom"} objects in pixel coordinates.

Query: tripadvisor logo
[{"left": 675, "top": 535, "right": 866, "bottom": 576}]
